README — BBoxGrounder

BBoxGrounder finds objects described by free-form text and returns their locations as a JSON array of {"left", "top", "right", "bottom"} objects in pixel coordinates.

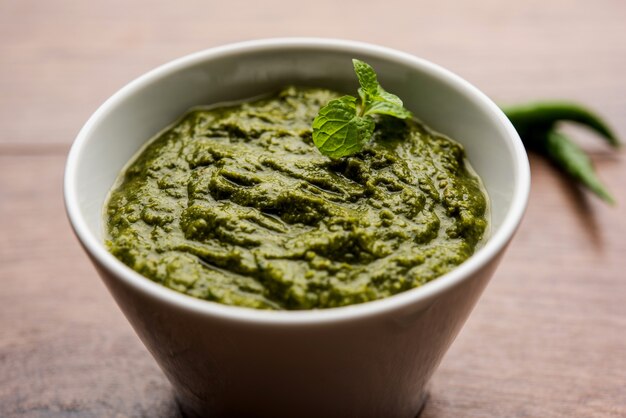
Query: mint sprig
[{"left": 312, "top": 59, "right": 412, "bottom": 159}]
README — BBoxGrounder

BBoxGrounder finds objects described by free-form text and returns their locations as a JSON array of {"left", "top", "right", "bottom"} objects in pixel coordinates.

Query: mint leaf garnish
[
  {"left": 312, "top": 96, "right": 375, "bottom": 159},
  {"left": 312, "top": 59, "right": 412, "bottom": 158}
]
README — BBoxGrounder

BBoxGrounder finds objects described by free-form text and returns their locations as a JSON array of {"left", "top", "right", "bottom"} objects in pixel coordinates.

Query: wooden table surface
[{"left": 2, "top": 0, "right": 625, "bottom": 416}]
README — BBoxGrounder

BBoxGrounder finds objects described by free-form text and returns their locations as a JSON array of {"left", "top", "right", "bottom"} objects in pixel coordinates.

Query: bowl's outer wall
[
  {"left": 93, "top": 249, "right": 505, "bottom": 418},
  {"left": 68, "top": 40, "right": 527, "bottom": 418}
]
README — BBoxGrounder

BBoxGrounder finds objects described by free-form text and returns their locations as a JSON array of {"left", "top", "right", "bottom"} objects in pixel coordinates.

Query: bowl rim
[{"left": 64, "top": 37, "right": 530, "bottom": 326}]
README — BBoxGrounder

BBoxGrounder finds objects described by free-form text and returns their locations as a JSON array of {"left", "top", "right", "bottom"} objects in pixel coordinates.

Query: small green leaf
[
  {"left": 353, "top": 58, "right": 411, "bottom": 119},
  {"left": 376, "top": 89, "right": 404, "bottom": 107},
  {"left": 312, "top": 96, "right": 375, "bottom": 159},
  {"left": 353, "top": 59, "right": 379, "bottom": 101},
  {"left": 364, "top": 99, "right": 412, "bottom": 119}
]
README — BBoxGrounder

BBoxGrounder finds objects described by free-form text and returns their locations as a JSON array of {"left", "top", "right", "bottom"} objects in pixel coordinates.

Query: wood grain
[{"left": 1, "top": 0, "right": 625, "bottom": 417}]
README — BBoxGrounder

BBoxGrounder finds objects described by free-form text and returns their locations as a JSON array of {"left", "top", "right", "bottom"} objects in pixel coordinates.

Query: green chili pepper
[
  {"left": 502, "top": 102, "right": 619, "bottom": 204},
  {"left": 543, "top": 130, "right": 615, "bottom": 204},
  {"left": 502, "top": 101, "right": 619, "bottom": 147}
]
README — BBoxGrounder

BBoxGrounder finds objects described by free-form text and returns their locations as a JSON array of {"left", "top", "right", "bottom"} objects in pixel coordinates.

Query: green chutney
[{"left": 105, "top": 87, "right": 488, "bottom": 310}]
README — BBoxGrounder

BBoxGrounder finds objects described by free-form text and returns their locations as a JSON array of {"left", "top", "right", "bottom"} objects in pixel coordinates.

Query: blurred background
[{"left": 1, "top": 1, "right": 625, "bottom": 417}]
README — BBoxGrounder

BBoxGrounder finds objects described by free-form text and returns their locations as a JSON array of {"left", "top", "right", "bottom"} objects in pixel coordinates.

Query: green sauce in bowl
[{"left": 105, "top": 86, "right": 487, "bottom": 310}]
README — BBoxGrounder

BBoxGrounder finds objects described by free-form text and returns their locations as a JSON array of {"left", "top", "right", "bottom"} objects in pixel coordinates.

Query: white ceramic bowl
[{"left": 64, "top": 38, "right": 530, "bottom": 418}]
